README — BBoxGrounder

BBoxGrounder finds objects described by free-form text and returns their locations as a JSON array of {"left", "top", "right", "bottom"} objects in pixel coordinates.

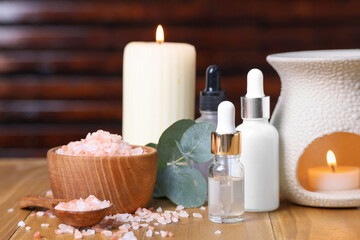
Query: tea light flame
[
  {"left": 327, "top": 150, "right": 337, "bottom": 172},
  {"left": 156, "top": 25, "right": 164, "bottom": 43}
]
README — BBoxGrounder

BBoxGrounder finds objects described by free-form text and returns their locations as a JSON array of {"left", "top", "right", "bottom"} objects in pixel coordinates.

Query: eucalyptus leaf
[
  {"left": 175, "top": 140, "right": 191, "bottom": 167},
  {"left": 157, "top": 119, "right": 195, "bottom": 164},
  {"left": 146, "top": 143, "right": 166, "bottom": 172},
  {"left": 180, "top": 122, "right": 215, "bottom": 163},
  {"left": 157, "top": 165, "right": 207, "bottom": 208},
  {"left": 152, "top": 174, "right": 165, "bottom": 198},
  {"left": 152, "top": 184, "right": 165, "bottom": 198}
]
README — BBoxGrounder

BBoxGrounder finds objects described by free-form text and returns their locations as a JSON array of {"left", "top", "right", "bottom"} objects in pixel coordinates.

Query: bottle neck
[
  {"left": 214, "top": 154, "right": 241, "bottom": 162},
  {"left": 241, "top": 118, "right": 269, "bottom": 123},
  {"left": 199, "top": 110, "right": 217, "bottom": 116}
]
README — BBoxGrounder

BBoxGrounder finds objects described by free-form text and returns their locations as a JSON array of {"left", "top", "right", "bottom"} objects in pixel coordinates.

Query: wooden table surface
[{"left": 1, "top": 160, "right": 360, "bottom": 240}]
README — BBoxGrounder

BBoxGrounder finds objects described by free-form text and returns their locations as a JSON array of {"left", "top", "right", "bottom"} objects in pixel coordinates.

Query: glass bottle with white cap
[{"left": 208, "top": 101, "right": 244, "bottom": 223}]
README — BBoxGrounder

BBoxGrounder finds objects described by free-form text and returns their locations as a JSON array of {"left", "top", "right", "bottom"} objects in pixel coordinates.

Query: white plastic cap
[
  {"left": 216, "top": 101, "right": 235, "bottom": 134},
  {"left": 246, "top": 68, "right": 265, "bottom": 98}
]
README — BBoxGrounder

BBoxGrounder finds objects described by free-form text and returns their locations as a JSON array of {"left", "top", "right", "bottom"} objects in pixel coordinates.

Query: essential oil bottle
[
  {"left": 208, "top": 101, "right": 244, "bottom": 224},
  {"left": 236, "top": 69, "right": 279, "bottom": 212},
  {"left": 195, "top": 65, "right": 226, "bottom": 179}
]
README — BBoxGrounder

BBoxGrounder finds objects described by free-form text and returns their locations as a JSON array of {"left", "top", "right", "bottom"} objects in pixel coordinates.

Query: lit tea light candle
[
  {"left": 123, "top": 25, "right": 196, "bottom": 145},
  {"left": 308, "top": 150, "right": 360, "bottom": 191}
]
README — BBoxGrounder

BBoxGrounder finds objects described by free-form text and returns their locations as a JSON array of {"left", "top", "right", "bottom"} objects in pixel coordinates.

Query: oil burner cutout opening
[{"left": 298, "top": 132, "right": 360, "bottom": 192}]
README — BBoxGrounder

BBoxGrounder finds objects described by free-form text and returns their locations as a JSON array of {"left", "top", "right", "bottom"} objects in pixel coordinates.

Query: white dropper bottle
[{"left": 236, "top": 69, "right": 279, "bottom": 212}]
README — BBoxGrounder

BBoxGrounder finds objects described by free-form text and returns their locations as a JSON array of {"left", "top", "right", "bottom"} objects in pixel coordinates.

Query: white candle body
[
  {"left": 308, "top": 166, "right": 360, "bottom": 191},
  {"left": 123, "top": 42, "right": 196, "bottom": 145}
]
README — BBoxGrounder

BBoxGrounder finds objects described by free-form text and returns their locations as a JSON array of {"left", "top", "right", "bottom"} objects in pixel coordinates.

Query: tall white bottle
[{"left": 236, "top": 69, "right": 279, "bottom": 212}]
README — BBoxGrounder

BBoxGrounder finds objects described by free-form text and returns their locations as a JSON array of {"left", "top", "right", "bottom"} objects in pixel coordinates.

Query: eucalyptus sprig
[{"left": 146, "top": 119, "right": 215, "bottom": 208}]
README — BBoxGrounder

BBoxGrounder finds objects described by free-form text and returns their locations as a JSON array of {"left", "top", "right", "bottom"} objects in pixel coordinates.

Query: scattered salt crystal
[
  {"left": 45, "top": 190, "right": 53, "bottom": 198},
  {"left": 155, "top": 231, "right": 160, "bottom": 235},
  {"left": 55, "top": 229, "right": 62, "bottom": 235},
  {"left": 193, "top": 213, "right": 203, "bottom": 218},
  {"left": 30, "top": 212, "right": 36, "bottom": 217},
  {"left": 215, "top": 230, "right": 222, "bottom": 234},
  {"left": 148, "top": 226, "right": 154, "bottom": 231},
  {"left": 41, "top": 223, "right": 49, "bottom": 227},
  {"left": 17, "top": 221, "right": 25, "bottom": 227},
  {"left": 25, "top": 226, "right": 31, "bottom": 231},
  {"left": 121, "top": 223, "right": 131, "bottom": 229},
  {"left": 55, "top": 195, "right": 110, "bottom": 211},
  {"left": 200, "top": 206, "right": 206, "bottom": 211},
  {"left": 156, "top": 207, "right": 162, "bottom": 212},
  {"left": 179, "top": 211, "right": 189, "bottom": 218},
  {"left": 74, "top": 229, "right": 83, "bottom": 239},
  {"left": 160, "top": 230, "right": 168, "bottom": 237},
  {"left": 168, "top": 232, "right": 174, "bottom": 237},
  {"left": 82, "top": 229, "right": 95, "bottom": 236},
  {"left": 122, "top": 231, "right": 137, "bottom": 240},
  {"left": 33, "top": 231, "right": 41, "bottom": 238},
  {"left": 145, "top": 229, "right": 153, "bottom": 237},
  {"left": 36, "top": 211, "right": 45, "bottom": 216},
  {"left": 101, "top": 230, "right": 113, "bottom": 237},
  {"left": 131, "top": 222, "right": 140, "bottom": 230},
  {"left": 140, "top": 223, "right": 148, "bottom": 228},
  {"left": 175, "top": 205, "right": 184, "bottom": 211},
  {"left": 56, "top": 130, "right": 143, "bottom": 157},
  {"left": 7, "top": 208, "right": 14, "bottom": 212},
  {"left": 59, "top": 223, "right": 74, "bottom": 234},
  {"left": 154, "top": 223, "right": 159, "bottom": 226},
  {"left": 172, "top": 217, "right": 178, "bottom": 223}
]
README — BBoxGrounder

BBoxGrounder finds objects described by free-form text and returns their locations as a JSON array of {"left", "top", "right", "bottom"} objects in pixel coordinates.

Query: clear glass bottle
[
  {"left": 208, "top": 155, "right": 244, "bottom": 223},
  {"left": 208, "top": 101, "right": 244, "bottom": 224}
]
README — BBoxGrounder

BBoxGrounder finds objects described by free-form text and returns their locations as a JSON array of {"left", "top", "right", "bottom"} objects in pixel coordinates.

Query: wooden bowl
[{"left": 47, "top": 146, "right": 157, "bottom": 214}]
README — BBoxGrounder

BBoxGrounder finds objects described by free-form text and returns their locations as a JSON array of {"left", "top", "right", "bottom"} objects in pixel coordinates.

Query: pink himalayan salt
[
  {"left": 193, "top": 213, "right": 203, "bottom": 218},
  {"left": 101, "top": 230, "right": 113, "bottom": 237},
  {"left": 41, "top": 223, "right": 50, "bottom": 227},
  {"left": 17, "top": 221, "right": 25, "bottom": 227},
  {"left": 33, "top": 231, "right": 41, "bottom": 238},
  {"left": 45, "top": 190, "right": 53, "bottom": 198},
  {"left": 28, "top": 206, "right": 191, "bottom": 239},
  {"left": 56, "top": 130, "right": 143, "bottom": 157},
  {"left": 54, "top": 195, "right": 110, "bottom": 211},
  {"left": 74, "top": 229, "right": 83, "bottom": 239}
]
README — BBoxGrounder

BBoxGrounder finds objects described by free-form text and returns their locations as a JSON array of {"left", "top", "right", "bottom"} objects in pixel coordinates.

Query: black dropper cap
[{"left": 199, "top": 65, "right": 226, "bottom": 111}]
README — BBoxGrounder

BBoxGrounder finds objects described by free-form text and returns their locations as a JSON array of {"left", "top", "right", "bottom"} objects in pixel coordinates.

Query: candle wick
[{"left": 331, "top": 165, "right": 336, "bottom": 173}]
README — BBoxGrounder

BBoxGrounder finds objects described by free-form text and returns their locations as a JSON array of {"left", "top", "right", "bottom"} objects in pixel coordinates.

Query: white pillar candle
[
  {"left": 122, "top": 25, "right": 196, "bottom": 145},
  {"left": 308, "top": 150, "right": 360, "bottom": 191}
]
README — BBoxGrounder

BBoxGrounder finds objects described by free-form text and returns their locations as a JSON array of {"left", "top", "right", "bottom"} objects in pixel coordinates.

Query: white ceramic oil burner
[{"left": 267, "top": 49, "right": 360, "bottom": 207}]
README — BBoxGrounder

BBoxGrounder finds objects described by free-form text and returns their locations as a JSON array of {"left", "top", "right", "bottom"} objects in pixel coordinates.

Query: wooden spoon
[{"left": 19, "top": 195, "right": 112, "bottom": 227}]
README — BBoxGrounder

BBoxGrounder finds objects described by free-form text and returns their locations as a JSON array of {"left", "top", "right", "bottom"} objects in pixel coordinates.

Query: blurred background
[{"left": 0, "top": 0, "right": 359, "bottom": 157}]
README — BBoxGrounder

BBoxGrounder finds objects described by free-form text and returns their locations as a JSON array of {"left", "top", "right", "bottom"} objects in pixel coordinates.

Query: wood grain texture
[
  {"left": 3, "top": 160, "right": 360, "bottom": 239},
  {"left": 0, "top": 160, "right": 50, "bottom": 240},
  {"left": 269, "top": 199, "right": 360, "bottom": 240},
  {"left": 47, "top": 146, "right": 157, "bottom": 214}
]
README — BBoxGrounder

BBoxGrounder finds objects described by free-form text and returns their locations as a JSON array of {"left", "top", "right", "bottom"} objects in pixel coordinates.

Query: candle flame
[
  {"left": 156, "top": 25, "right": 164, "bottom": 43},
  {"left": 327, "top": 150, "right": 337, "bottom": 172}
]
